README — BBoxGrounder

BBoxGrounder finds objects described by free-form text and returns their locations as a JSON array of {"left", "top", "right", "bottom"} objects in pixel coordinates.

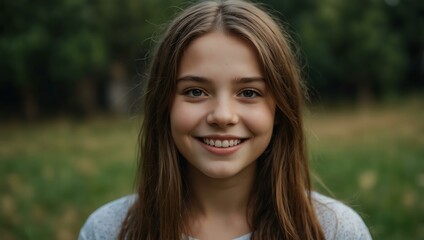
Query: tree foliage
[
  {"left": 261, "top": 0, "right": 421, "bottom": 101},
  {"left": 0, "top": 0, "right": 422, "bottom": 117}
]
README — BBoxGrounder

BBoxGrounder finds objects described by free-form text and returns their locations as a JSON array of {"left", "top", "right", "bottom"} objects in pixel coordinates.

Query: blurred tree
[
  {"left": 260, "top": 0, "right": 416, "bottom": 103},
  {"left": 48, "top": 0, "right": 108, "bottom": 116},
  {"left": 92, "top": 0, "right": 186, "bottom": 114},
  {"left": 297, "top": 0, "right": 407, "bottom": 103},
  {"left": 0, "top": 0, "right": 186, "bottom": 119},
  {"left": 0, "top": 0, "right": 108, "bottom": 118},
  {"left": 384, "top": 0, "right": 424, "bottom": 91},
  {"left": 0, "top": 0, "right": 421, "bottom": 119},
  {"left": 0, "top": 0, "right": 48, "bottom": 119}
]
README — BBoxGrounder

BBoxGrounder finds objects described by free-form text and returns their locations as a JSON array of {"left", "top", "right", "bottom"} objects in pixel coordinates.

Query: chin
[{"left": 200, "top": 163, "right": 254, "bottom": 180}]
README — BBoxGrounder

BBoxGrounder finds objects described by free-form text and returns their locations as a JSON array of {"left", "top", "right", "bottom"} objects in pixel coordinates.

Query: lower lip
[{"left": 198, "top": 139, "right": 243, "bottom": 156}]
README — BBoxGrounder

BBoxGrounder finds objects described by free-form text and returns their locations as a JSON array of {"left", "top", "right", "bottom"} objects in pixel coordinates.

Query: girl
[{"left": 79, "top": 0, "right": 371, "bottom": 239}]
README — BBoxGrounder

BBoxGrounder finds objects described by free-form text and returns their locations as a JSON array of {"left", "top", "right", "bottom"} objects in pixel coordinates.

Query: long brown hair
[{"left": 119, "top": 0, "right": 324, "bottom": 239}]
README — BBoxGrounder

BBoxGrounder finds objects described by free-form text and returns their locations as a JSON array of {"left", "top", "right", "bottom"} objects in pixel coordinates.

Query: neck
[{"left": 187, "top": 164, "right": 256, "bottom": 217}]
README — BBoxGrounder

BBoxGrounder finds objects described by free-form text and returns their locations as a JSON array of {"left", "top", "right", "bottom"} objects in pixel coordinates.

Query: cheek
[
  {"left": 242, "top": 104, "right": 276, "bottom": 134},
  {"left": 170, "top": 101, "right": 205, "bottom": 135}
]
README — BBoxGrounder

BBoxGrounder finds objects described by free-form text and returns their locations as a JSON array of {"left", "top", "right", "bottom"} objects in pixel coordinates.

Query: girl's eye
[
  {"left": 185, "top": 88, "right": 206, "bottom": 97},
  {"left": 239, "top": 89, "right": 260, "bottom": 98}
]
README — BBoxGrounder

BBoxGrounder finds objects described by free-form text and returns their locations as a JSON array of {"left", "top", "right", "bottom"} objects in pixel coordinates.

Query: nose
[{"left": 206, "top": 97, "right": 239, "bottom": 128}]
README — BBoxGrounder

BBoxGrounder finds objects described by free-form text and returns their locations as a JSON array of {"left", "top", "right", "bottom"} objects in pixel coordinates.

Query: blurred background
[{"left": 0, "top": 0, "right": 423, "bottom": 239}]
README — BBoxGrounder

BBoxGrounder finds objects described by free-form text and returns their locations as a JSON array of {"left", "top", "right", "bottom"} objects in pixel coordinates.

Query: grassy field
[{"left": 1, "top": 99, "right": 423, "bottom": 239}]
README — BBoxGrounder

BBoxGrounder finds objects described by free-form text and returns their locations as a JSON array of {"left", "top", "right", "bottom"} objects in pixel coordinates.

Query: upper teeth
[{"left": 203, "top": 139, "right": 241, "bottom": 148}]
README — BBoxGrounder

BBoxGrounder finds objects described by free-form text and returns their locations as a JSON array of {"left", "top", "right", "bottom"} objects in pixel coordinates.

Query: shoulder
[
  {"left": 311, "top": 192, "right": 372, "bottom": 240},
  {"left": 78, "top": 195, "right": 136, "bottom": 240}
]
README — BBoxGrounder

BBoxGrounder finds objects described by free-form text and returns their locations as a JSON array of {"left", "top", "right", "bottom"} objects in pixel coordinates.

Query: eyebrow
[
  {"left": 177, "top": 75, "right": 210, "bottom": 83},
  {"left": 177, "top": 75, "right": 265, "bottom": 83}
]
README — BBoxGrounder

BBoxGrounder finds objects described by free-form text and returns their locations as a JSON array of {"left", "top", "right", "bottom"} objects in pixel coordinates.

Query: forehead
[{"left": 178, "top": 31, "right": 262, "bottom": 79}]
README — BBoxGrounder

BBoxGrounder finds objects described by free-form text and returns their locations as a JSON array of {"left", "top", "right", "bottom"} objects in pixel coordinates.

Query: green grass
[
  {"left": 306, "top": 99, "right": 424, "bottom": 239},
  {"left": 0, "top": 118, "right": 139, "bottom": 240},
  {"left": 0, "top": 99, "right": 423, "bottom": 239}
]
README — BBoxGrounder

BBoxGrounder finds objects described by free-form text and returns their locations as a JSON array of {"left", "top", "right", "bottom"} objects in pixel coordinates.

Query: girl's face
[{"left": 170, "top": 31, "right": 276, "bottom": 180}]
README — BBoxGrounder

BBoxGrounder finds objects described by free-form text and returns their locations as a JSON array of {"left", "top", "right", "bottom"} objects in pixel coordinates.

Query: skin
[{"left": 170, "top": 31, "right": 276, "bottom": 239}]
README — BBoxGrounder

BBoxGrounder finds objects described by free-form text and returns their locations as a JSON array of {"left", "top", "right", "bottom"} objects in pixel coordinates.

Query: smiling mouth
[{"left": 200, "top": 138, "right": 244, "bottom": 148}]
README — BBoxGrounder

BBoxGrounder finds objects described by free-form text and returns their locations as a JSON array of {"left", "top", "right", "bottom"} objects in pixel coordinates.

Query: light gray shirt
[{"left": 79, "top": 192, "right": 372, "bottom": 240}]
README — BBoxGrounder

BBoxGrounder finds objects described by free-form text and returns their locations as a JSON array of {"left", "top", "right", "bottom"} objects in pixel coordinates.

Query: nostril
[{"left": 206, "top": 111, "right": 239, "bottom": 127}]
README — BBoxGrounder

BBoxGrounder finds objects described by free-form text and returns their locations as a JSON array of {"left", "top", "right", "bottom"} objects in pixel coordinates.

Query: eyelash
[
  {"left": 182, "top": 88, "right": 261, "bottom": 98},
  {"left": 184, "top": 88, "right": 207, "bottom": 97},
  {"left": 238, "top": 89, "right": 261, "bottom": 98}
]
